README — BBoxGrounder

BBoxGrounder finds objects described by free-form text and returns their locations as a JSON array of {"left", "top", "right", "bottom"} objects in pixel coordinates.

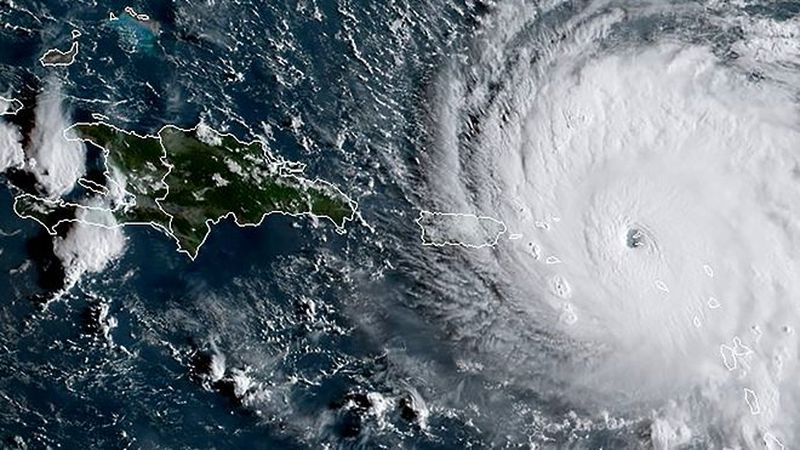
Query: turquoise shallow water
[
  {"left": 0, "top": 0, "right": 798, "bottom": 448},
  {"left": 0, "top": 1, "right": 472, "bottom": 447}
]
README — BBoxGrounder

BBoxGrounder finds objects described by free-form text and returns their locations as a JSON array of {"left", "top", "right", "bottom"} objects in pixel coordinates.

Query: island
[
  {"left": 15, "top": 122, "right": 357, "bottom": 259},
  {"left": 415, "top": 210, "right": 507, "bottom": 248},
  {"left": 0, "top": 97, "right": 24, "bottom": 172},
  {"left": 109, "top": 6, "right": 160, "bottom": 53},
  {"left": 39, "top": 41, "right": 79, "bottom": 67},
  {"left": 0, "top": 96, "right": 24, "bottom": 116}
]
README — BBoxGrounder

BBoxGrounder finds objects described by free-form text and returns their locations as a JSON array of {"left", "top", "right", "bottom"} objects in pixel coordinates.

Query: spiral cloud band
[{"left": 416, "top": 1, "right": 800, "bottom": 447}]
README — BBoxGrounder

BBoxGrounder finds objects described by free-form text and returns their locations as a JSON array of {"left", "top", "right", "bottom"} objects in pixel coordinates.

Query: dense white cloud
[
  {"left": 0, "top": 97, "right": 23, "bottom": 172},
  {"left": 52, "top": 203, "right": 126, "bottom": 293},
  {"left": 27, "top": 82, "right": 86, "bottom": 197},
  {"left": 421, "top": 2, "right": 800, "bottom": 446},
  {"left": 1, "top": 82, "right": 128, "bottom": 296},
  {"left": 0, "top": 120, "right": 23, "bottom": 173}
]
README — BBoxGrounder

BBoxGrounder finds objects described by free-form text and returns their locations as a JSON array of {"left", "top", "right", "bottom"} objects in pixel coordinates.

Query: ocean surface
[{"left": 1, "top": 0, "right": 800, "bottom": 448}]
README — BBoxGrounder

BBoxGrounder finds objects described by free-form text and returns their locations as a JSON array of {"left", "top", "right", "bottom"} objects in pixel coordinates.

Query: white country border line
[
  {"left": 12, "top": 192, "right": 172, "bottom": 237},
  {"left": 172, "top": 189, "right": 359, "bottom": 261},
  {"left": 64, "top": 121, "right": 166, "bottom": 208},
  {"left": 123, "top": 6, "right": 151, "bottom": 22},
  {"left": 61, "top": 120, "right": 359, "bottom": 261},
  {"left": 64, "top": 120, "right": 207, "bottom": 259},
  {"left": 415, "top": 210, "right": 508, "bottom": 249},
  {"left": 152, "top": 125, "right": 359, "bottom": 260},
  {"left": 77, "top": 177, "right": 110, "bottom": 196},
  {"left": 39, "top": 41, "right": 80, "bottom": 68},
  {"left": 0, "top": 96, "right": 24, "bottom": 116}
]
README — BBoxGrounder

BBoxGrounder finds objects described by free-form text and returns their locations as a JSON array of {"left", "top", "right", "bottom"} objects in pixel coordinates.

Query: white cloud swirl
[{"left": 418, "top": 1, "right": 800, "bottom": 446}]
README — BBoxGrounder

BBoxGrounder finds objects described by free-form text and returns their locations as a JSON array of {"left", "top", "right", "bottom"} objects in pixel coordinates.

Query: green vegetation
[
  {"left": 64, "top": 122, "right": 356, "bottom": 257},
  {"left": 73, "top": 123, "right": 171, "bottom": 230},
  {"left": 13, "top": 194, "right": 76, "bottom": 234}
]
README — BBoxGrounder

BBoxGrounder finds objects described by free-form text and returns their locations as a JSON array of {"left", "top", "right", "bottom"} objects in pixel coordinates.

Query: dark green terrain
[{"left": 17, "top": 122, "right": 356, "bottom": 258}]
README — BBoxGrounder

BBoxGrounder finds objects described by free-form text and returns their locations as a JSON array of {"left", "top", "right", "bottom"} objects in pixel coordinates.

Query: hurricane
[
  {"left": 370, "top": 0, "right": 800, "bottom": 447},
  {"left": 2, "top": 0, "right": 800, "bottom": 448}
]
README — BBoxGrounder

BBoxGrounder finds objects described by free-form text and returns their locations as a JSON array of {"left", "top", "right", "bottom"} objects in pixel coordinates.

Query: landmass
[
  {"left": 124, "top": 6, "right": 151, "bottom": 21},
  {"left": 14, "top": 121, "right": 357, "bottom": 259},
  {"left": 0, "top": 96, "right": 24, "bottom": 115},
  {"left": 109, "top": 6, "right": 160, "bottom": 53},
  {"left": 415, "top": 210, "right": 507, "bottom": 248},
  {"left": 0, "top": 97, "right": 24, "bottom": 172},
  {"left": 39, "top": 41, "right": 79, "bottom": 67}
]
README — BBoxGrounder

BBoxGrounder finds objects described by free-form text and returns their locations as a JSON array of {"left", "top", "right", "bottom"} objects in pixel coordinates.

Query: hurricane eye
[{"left": 626, "top": 227, "right": 645, "bottom": 249}]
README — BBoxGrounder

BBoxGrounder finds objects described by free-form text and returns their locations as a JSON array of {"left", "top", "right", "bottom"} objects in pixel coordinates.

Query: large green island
[{"left": 15, "top": 122, "right": 357, "bottom": 259}]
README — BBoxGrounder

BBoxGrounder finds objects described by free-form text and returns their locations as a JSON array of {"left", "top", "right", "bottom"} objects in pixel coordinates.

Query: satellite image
[{"left": 0, "top": 0, "right": 798, "bottom": 448}]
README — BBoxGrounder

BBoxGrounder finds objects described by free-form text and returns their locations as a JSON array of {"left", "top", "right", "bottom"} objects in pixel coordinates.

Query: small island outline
[
  {"left": 415, "top": 210, "right": 507, "bottom": 249},
  {"left": 0, "top": 96, "right": 24, "bottom": 116},
  {"left": 39, "top": 41, "right": 80, "bottom": 67}
]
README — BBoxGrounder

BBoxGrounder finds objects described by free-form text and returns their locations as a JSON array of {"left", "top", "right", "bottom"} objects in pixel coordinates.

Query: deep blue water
[
  {"left": 0, "top": 0, "right": 479, "bottom": 448},
  {"left": 4, "top": 0, "right": 778, "bottom": 447}
]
